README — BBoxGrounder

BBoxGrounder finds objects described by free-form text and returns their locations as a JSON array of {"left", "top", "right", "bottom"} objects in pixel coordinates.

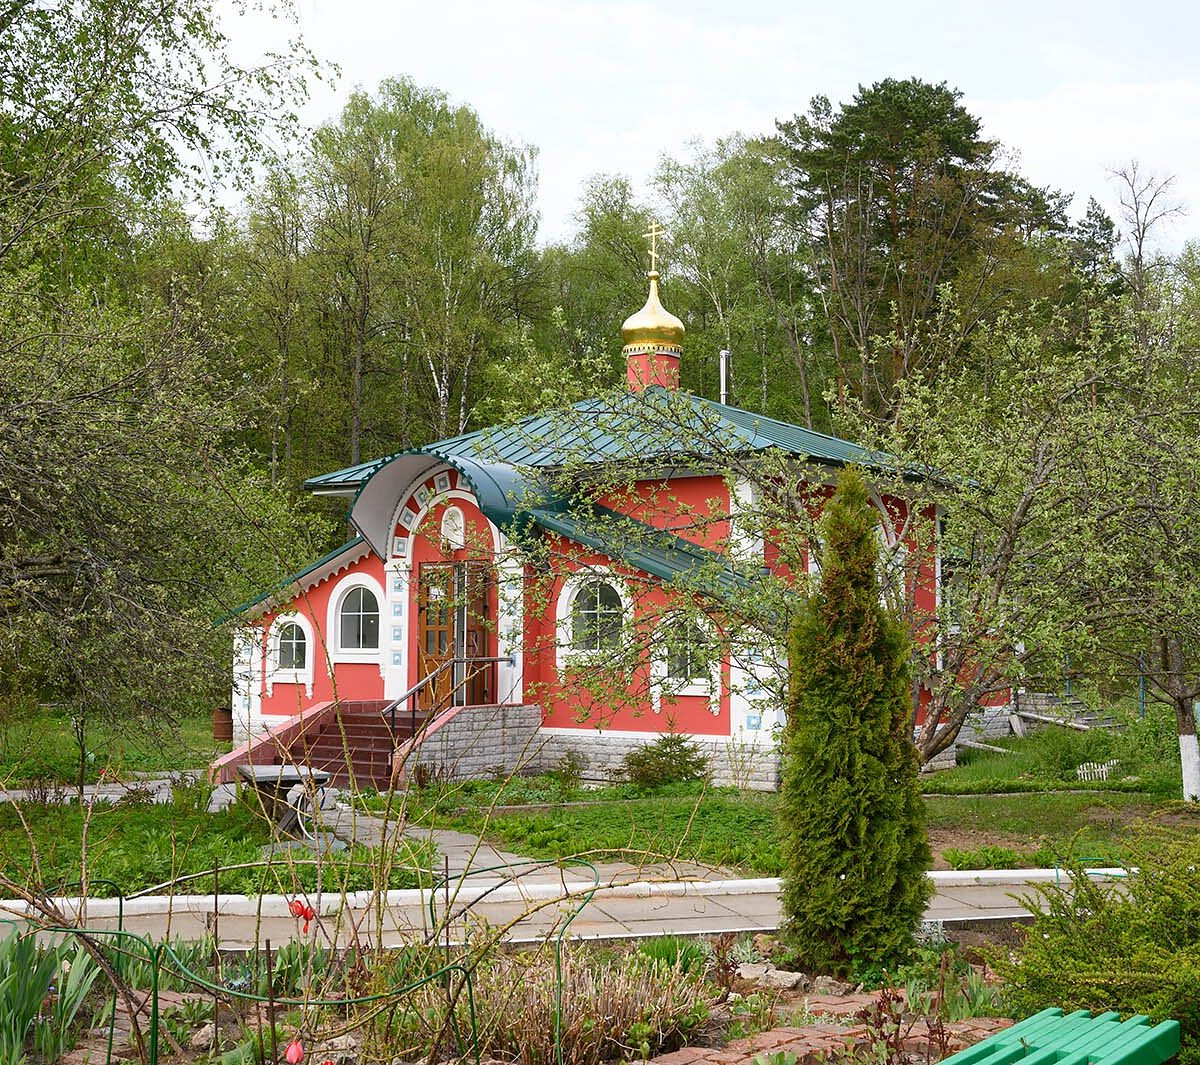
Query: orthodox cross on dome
[{"left": 643, "top": 221, "right": 665, "bottom": 273}]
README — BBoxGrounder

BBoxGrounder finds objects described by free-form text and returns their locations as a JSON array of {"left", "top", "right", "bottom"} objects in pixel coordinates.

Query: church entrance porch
[{"left": 415, "top": 559, "right": 497, "bottom": 712}]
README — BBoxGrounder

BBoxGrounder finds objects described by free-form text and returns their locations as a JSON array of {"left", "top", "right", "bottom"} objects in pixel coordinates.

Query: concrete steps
[{"left": 271, "top": 700, "right": 430, "bottom": 790}]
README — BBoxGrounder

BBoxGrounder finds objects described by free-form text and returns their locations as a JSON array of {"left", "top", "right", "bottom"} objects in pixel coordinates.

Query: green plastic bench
[{"left": 940, "top": 1009, "right": 1180, "bottom": 1065}]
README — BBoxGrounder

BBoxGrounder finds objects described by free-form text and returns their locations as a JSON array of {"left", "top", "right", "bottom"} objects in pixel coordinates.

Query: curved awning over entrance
[{"left": 349, "top": 448, "right": 545, "bottom": 559}]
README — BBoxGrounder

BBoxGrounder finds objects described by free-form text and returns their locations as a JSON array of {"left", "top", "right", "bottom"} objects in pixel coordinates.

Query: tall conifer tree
[{"left": 780, "top": 467, "right": 931, "bottom": 973}]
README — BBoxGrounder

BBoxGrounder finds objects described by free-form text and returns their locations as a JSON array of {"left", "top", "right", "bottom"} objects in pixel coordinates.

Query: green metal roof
[
  {"left": 219, "top": 537, "right": 366, "bottom": 621},
  {"left": 302, "top": 387, "right": 894, "bottom": 495},
  {"left": 526, "top": 501, "right": 759, "bottom": 601},
  {"left": 281, "top": 388, "right": 902, "bottom": 612}
]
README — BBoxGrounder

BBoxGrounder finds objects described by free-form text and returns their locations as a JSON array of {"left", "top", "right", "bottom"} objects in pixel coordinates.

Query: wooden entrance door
[{"left": 416, "top": 561, "right": 494, "bottom": 711}]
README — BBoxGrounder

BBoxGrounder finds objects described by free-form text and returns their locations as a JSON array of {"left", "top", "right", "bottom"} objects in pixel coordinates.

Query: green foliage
[
  {"left": 0, "top": 926, "right": 58, "bottom": 1065},
  {"left": 449, "top": 791, "right": 782, "bottom": 873},
  {"left": 993, "top": 820, "right": 1200, "bottom": 1065},
  {"left": 31, "top": 943, "right": 102, "bottom": 1063},
  {"left": 895, "top": 943, "right": 1003, "bottom": 1020},
  {"left": 0, "top": 929, "right": 102, "bottom": 1065},
  {"left": 780, "top": 468, "right": 931, "bottom": 974},
  {"left": 0, "top": 0, "right": 323, "bottom": 749},
  {"left": 622, "top": 733, "right": 710, "bottom": 789},
  {"left": 0, "top": 707, "right": 225, "bottom": 786},
  {"left": 776, "top": 77, "right": 1066, "bottom": 421},
  {"left": 752, "top": 1052, "right": 798, "bottom": 1065},
  {"left": 552, "top": 750, "right": 587, "bottom": 800},
  {"left": 942, "top": 846, "right": 1022, "bottom": 870},
  {"left": 0, "top": 798, "right": 432, "bottom": 897},
  {"left": 637, "top": 936, "right": 708, "bottom": 975},
  {"left": 925, "top": 711, "right": 1182, "bottom": 797}
]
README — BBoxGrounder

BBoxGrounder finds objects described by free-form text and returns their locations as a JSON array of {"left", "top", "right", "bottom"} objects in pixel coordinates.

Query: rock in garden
[
  {"left": 189, "top": 1024, "right": 216, "bottom": 1051},
  {"left": 311, "top": 1034, "right": 360, "bottom": 1064},
  {"left": 735, "top": 962, "right": 773, "bottom": 981},
  {"left": 810, "top": 974, "right": 852, "bottom": 995},
  {"left": 761, "top": 968, "right": 809, "bottom": 991},
  {"left": 752, "top": 933, "right": 781, "bottom": 957}
]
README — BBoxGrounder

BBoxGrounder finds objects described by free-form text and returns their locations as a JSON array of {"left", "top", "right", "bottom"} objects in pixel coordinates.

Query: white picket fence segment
[{"left": 1076, "top": 758, "right": 1120, "bottom": 782}]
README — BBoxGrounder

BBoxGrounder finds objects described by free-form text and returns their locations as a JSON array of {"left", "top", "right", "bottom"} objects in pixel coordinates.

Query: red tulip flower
[
  {"left": 288, "top": 898, "right": 316, "bottom": 934},
  {"left": 285, "top": 1039, "right": 304, "bottom": 1064}
]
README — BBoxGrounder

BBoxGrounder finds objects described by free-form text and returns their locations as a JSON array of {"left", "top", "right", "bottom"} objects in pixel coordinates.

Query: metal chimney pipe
[{"left": 719, "top": 349, "right": 731, "bottom": 406}]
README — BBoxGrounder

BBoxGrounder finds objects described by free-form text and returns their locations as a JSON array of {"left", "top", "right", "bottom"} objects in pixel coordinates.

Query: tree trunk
[
  {"left": 1175, "top": 695, "right": 1200, "bottom": 802},
  {"left": 1161, "top": 633, "right": 1199, "bottom": 801}
]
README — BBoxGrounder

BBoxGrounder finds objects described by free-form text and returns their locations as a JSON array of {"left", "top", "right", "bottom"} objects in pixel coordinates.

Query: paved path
[
  {"left": 0, "top": 772, "right": 200, "bottom": 805},
  {"left": 2, "top": 792, "right": 1108, "bottom": 950},
  {"left": 8, "top": 860, "right": 1088, "bottom": 952}
]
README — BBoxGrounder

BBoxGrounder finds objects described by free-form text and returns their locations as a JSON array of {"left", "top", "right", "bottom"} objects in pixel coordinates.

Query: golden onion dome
[{"left": 621, "top": 271, "right": 684, "bottom": 353}]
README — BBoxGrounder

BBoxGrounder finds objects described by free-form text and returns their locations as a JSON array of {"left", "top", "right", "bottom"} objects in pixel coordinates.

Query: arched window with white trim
[
  {"left": 277, "top": 621, "right": 307, "bottom": 669},
  {"left": 555, "top": 572, "right": 629, "bottom": 665},
  {"left": 652, "top": 613, "right": 719, "bottom": 711},
  {"left": 571, "top": 580, "right": 623, "bottom": 652},
  {"left": 339, "top": 586, "right": 380, "bottom": 650},
  {"left": 663, "top": 617, "right": 710, "bottom": 687},
  {"left": 267, "top": 613, "right": 314, "bottom": 696}
]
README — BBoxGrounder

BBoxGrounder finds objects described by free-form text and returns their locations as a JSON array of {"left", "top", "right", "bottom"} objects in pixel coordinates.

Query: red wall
[
  {"left": 256, "top": 552, "right": 387, "bottom": 717},
  {"left": 523, "top": 539, "right": 732, "bottom": 736},
  {"left": 253, "top": 463, "right": 951, "bottom": 733}
]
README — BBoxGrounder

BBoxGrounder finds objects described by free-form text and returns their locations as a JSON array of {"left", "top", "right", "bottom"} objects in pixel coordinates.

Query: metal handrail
[{"left": 384, "top": 655, "right": 514, "bottom": 747}]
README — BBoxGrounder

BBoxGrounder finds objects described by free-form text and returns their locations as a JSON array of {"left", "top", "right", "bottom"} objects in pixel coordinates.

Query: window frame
[
  {"left": 266, "top": 612, "right": 315, "bottom": 696},
  {"left": 554, "top": 569, "right": 629, "bottom": 667},
  {"left": 326, "top": 574, "right": 387, "bottom": 664},
  {"left": 651, "top": 611, "right": 719, "bottom": 712},
  {"left": 339, "top": 585, "right": 381, "bottom": 651}
]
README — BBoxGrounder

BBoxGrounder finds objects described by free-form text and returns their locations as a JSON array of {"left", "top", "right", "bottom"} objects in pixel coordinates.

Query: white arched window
[
  {"left": 555, "top": 571, "right": 629, "bottom": 665},
  {"left": 326, "top": 574, "right": 387, "bottom": 663},
  {"left": 277, "top": 621, "right": 307, "bottom": 669},
  {"left": 663, "top": 617, "right": 710, "bottom": 686},
  {"left": 440, "top": 505, "right": 466, "bottom": 550},
  {"left": 267, "top": 613, "right": 314, "bottom": 696},
  {"left": 339, "top": 586, "right": 380, "bottom": 649},
  {"left": 571, "top": 581, "right": 623, "bottom": 651}
]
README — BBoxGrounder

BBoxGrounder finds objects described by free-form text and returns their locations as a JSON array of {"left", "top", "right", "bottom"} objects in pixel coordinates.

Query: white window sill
[
  {"left": 265, "top": 670, "right": 313, "bottom": 697},
  {"left": 330, "top": 649, "right": 381, "bottom": 664}
]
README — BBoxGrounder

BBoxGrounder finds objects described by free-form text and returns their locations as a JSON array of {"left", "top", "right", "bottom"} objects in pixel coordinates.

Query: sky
[{"left": 226, "top": 0, "right": 1200, "bottom": 250}]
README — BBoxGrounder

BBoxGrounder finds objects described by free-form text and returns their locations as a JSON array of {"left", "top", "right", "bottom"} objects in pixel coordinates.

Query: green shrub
[
  {"left": 896, "top": 943, "right": 1003, "bottom": 1020},
  {"left": 992, "top": 818, "right": 1200, "bottom": 1065},
  {"left": 780, "top": 469, "right": 931, "bottom": 975},
  {"left": 622, "top": 732, "right": 709, "bottom": 789},
  {"left": 0, "top": 929, "right": 101, "bottom": 1065},
  {"left": 638, "top": 935, "right": 707, "bottom": 974},
  {"left": 553, "top": 750, "right": 586, "bottom": 799},
  {"left": 943, "top": 845, "right": 1022, "bottom": 870}
]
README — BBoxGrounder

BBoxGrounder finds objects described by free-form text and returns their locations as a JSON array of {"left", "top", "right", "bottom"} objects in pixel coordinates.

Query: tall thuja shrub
[{"left": 780, "top": 467, "right": 931, "bottom": 973}]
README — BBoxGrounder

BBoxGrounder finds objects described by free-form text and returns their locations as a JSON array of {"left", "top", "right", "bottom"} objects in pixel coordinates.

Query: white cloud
[
  {"left": 977, "top": 79, "right": 1199, "bottom": 249},
  {"left": 219, "top": 0, "right": 1200, "bottom": 250}
]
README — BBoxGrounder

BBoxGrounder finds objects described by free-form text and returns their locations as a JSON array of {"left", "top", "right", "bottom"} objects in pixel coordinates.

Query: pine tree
[{"left": 779, "top": 467, "right": 931, "bottom": 974}]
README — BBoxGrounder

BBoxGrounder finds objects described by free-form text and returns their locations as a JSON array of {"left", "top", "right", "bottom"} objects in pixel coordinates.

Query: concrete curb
[{"left": 0, "top": 867, "right": 1126, "bottom": 922}]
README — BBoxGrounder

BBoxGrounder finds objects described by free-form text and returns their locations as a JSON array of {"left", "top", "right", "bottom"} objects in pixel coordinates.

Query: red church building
[{"left": 220, "top": 263, "right": 941, "bottom": 791}]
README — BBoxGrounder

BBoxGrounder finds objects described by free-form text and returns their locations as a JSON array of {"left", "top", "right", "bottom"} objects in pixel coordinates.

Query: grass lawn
[
  {"left": 0, "top": 786, "right": 434, "bottom": 897},
  {"left": 0, "top": 706, "right": 229, "bottom": 786},
  {"left": 433, "top": 781, "right": 1181, "bottom": 874},
  {"left": 924, "top": 705, "right": 1181, "bottom": 797}
]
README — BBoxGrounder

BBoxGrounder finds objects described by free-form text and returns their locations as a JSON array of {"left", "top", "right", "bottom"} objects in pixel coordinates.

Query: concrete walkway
[
  {"left": 5, "top": 843, "right": 1106, "bottom": 952},
  {"left": 0, "top": 772, "right": 199, "bottom": 805},
  {"left": 0, "top": 790, "right": 1111, "bottom": 950},
  {"left": 6, "top": 871, "right": 1055, "bottom": 950}
]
